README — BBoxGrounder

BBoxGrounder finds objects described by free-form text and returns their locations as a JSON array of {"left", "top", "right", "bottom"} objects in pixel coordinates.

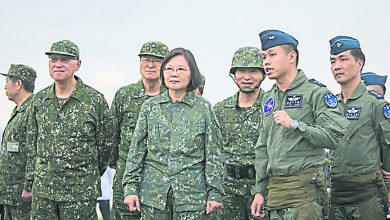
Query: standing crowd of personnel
[{"left": 0, "top": 29, "right": 389, "bottom": 220}]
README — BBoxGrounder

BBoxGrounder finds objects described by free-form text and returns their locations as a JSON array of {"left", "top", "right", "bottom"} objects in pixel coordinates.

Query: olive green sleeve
[
  {"left": 205, "top": 114, "right": 224, "bottom": 202},
  {"left": 97, "top": 97, "right": 115, "bottom": 176},
  {"left": 109, "top": 91, "right": 121, "bottom": 168},
  {"left": 375, "top": 102, "right": 390, "bottom": 192},
  {"left": 252, "top": 125, "right": 269, "bottom": 197},
  {"left": 122, "top": 102, "right": 149, "bottom": 196},
  {"left": 297, "top": 90, "right": 348, "bottom": 149},
  {"left": 24, "top": 100, "right": 37, "bottom": 191}
]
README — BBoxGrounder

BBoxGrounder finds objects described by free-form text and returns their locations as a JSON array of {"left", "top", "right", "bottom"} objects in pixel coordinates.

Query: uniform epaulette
[
  {"left": 308, "top": 78, "right": 326, "bottom": 87},
  {"left": 368, "top": 90, "right": 384, "bottom": 99}
]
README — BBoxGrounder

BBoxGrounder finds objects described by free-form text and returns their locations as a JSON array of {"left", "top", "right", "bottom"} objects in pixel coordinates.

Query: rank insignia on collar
[
  {"left": 384, "top": 104, "right": 390, "bottom": 120},
  {"left": 324, "top": 93, "right": 338, "bottom": 108},
  {"left": 284, "top": 94, "right": 302, "bottom": 108},
  {"left": 345, "top": 106, "right": 362, "bottom": 120},
  {"left": 263, "top": 97, "right": 274, "bottom": 116}
]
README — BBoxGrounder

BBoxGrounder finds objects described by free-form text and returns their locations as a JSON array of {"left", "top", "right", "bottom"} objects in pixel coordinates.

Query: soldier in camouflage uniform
[
  {"left": 251, "top": 30, "right": 349, "bottom": 220},
  {"left": 23, "top": 40, "right": 114, "bottom": 220},
  {"left": 0, "top": 64, "right": 36, "bottom": 220},
  {"left": 214, "top": 46, "right": 265, "bottom": 220},
  {"left": 123, "top": 48, "right": 224, "bottom": 219},
  {"left": 328, "top": 36, "right": 390, "bottom": 220},
  {"left": 110, "top": 41, "right": 169, "bottom": 220},
  {"left": 193, "top": 74, "right": 205, "bottom": 96}
]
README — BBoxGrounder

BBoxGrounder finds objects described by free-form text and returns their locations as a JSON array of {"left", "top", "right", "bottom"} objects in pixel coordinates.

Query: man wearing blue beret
[
  {"left": 329, "top": 36, "right": 390, "bottom": 220},
  {"left": 250, "top": 30, "right": 348, "bottom": 220},
  {"left": 361, "top": 72, "right": 387, "bottom": 96}
]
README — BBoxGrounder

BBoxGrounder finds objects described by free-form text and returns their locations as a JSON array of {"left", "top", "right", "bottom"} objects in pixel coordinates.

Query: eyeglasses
[
  {"left": 163, "top": 66, "right": 190, "bottom": 74},
  {"left": 49, "top": 56, "right": 78, "bottom": 63},
  {"left": 140, "top": 57, "right": 163, "bottom": 64}
]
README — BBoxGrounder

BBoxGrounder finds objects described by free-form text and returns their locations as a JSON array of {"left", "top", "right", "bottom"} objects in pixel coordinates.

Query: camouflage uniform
[
  {"left": 214, "top": 47, "right": 265, "bottom": 220},
  {"left": 122, "top": 91, "right": 224, "bottom": 219},
  {"left": 0, "top": 64, "right": 36, "bottom": 220},
  {"left": 110, "top": 41, "right": 168, "bottom": 220},
  {"left": 25, "top": 40, "right": 114, "bottom": 220}
]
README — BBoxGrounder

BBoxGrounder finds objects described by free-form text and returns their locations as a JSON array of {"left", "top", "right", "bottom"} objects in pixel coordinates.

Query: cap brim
[
  {"left": 45, "top": 51, "right": 78, "bottom": 58},
  {"left": 138, "top": 53, "right": 165, "bottom": 58},
  {"left": 0, "top": 73, "right": 9, "bottom": 77}
]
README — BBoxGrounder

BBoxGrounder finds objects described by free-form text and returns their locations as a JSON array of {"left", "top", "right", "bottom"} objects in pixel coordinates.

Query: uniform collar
[
  {"left": 271, "top": 69, "right": 306, "bottom": 92},
  {"left": 224, "top": 90, "right": 264, "bottom": 108},
  {"left": 16, "top": 94, "right": 34, "bottom": 113},
  {"left": 157, "top": 90, "right": 197, "bottom": 107},
  {"left": 44, "top": 75, "right": 84, "bottom": 101},
  {"left": 337, "top": 81, "right": 366, "bottom": 102}
]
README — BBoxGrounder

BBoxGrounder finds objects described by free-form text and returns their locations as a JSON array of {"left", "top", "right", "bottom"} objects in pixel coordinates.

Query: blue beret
[
  {"left": 361, "top": 72, "right": 387, "bottom": 87},
  {"left": 259, "top": 30, "right": 298, "bottom": 51},
  {"left": 329, "top": 36, "right": 360, "bottom": 55}
]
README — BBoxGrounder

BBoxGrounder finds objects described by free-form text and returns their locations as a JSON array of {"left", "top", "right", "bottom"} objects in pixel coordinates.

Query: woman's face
[{"left": 163, "top": 55, "right": 191, "bottom": 93}]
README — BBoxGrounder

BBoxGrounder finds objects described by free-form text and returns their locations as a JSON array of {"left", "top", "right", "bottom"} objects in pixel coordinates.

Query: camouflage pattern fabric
[
  {"left": 138, "top": 41, "right": 169, "bottom": 58},
  {"left": 45, "top": 39, "right": 80, "bottom": 59},
  {"left": 24, "top": 76, "right": 114, "bottom": 204},
  {"left": 230, "top": 46, "right": 263, "bottom": 74},
  {"left": 0, "top": 64, "right": 37, "bottom": 82},
  {"left": 253, "top": 70, "right": 349, "bottom": 207},
  {"left": 141, "top": 188, "right": 208, "bottom": 220},
  {"left": 0, "top": 95, "right": 34, "bottom": 218},
  {"left": 123, "top": 91, "right": 224, "bottom": 212},
  {"left": 0, "top": 203, "right": 31, "bottom": 220},
  {"left": 31, "top": 197, "right": 96, "bottom": 220},
  {"left": 214, "top": 92, "right": 264, "bottom": 219},
  {"left": 110, "top": 80, "right": 166, "bottom": 219}
]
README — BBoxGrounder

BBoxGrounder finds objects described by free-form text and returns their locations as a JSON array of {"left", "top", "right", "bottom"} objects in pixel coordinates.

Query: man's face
[
  {"left": 48, "top": 55, "right": 80, "bottom": 82},
  {"left": 234, "top": 68, "right": 264, "bottom": 91},
  {"left": 4, "top": 76, "right": 18, "bottom": 101},
  {"left": 139, "top": 55, "right": 163, "bottom": 81},
  {"left": 261, "top": 46, "right": 293, "bottom": 80},
  {"left": 330, "top": 50, "right": 363, "bottom": 86}
]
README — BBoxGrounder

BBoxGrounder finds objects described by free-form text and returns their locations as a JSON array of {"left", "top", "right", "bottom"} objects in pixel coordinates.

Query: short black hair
[
  {"left": 9, "top": 76, "right": 35, "bottom": 93},
  {"left": 160, "top": 48, "right": 202, "bottom": 92},
  {"left": 350, "top": 48, "right": 366, "bottom": 71},
  {"left": 281, "top": 44, "right": 299, "bottom": 67}
]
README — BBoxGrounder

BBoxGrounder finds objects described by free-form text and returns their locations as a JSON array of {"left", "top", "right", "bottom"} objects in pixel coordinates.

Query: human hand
[
  {"left": 124, "top": 195, "right": 140, "bottom": 212},
  {"left": 21, "top": 190, "right": 32, "bottom": 202},
  {"left": 273, "top": 110, "right": 293, "bottom": 129},
  {"left": 206, "top": 201, "right": 223, "bottom": 214},
  {"left": 251, "top": 193, "right": 267, "bottom": 219}
]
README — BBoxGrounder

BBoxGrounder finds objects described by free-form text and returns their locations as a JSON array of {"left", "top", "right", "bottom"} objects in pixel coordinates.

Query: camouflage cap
[
  {"left": 45, "top": 40, "right": 80, "bottom": 59},
  {"left": 138, "top": 41, "right": 169, "bottom": 58},
  {"left": 230, "top": 46, "right": 264, "bottom": 74},
  {"left": 1, "top": 64, "right": 37, "bottom": 82}
]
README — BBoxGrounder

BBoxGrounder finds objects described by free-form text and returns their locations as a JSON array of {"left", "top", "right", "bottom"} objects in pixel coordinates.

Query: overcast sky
[{"left": 1, "top": 0, "right": 389, "bottom": 128}]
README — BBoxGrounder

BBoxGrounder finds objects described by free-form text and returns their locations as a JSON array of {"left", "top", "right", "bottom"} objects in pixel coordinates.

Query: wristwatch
[{"left": 290, "top": 120, "right": 299, "bottom": 130}]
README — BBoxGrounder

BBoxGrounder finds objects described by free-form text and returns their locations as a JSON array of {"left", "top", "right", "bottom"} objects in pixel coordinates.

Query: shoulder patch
[
  {"left": 324, "top": 93, "right": 338, "bottom": 108},
  {"left": 308, "top": 78, "right": 326, "bottom": 87},
  {"left": 368, "top": 90, "right": 384, "bottom": 99},
  {"left": 384, "top": 104, "right": 390, "bottom": 120},
  {"left": 263, "top": 97, "right": 274, "bottom": 116}
]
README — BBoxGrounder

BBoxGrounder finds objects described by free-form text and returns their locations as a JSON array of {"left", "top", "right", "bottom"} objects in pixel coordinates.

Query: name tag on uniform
[
  {"left": 6, "top": 141, "right": 19, "bottom": 152},
  {"left": 284, "top": 94, "right": 303, "bottom": 108},
  {"left": 345, "top": 106, "right": 362, "bottom": 120}
]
